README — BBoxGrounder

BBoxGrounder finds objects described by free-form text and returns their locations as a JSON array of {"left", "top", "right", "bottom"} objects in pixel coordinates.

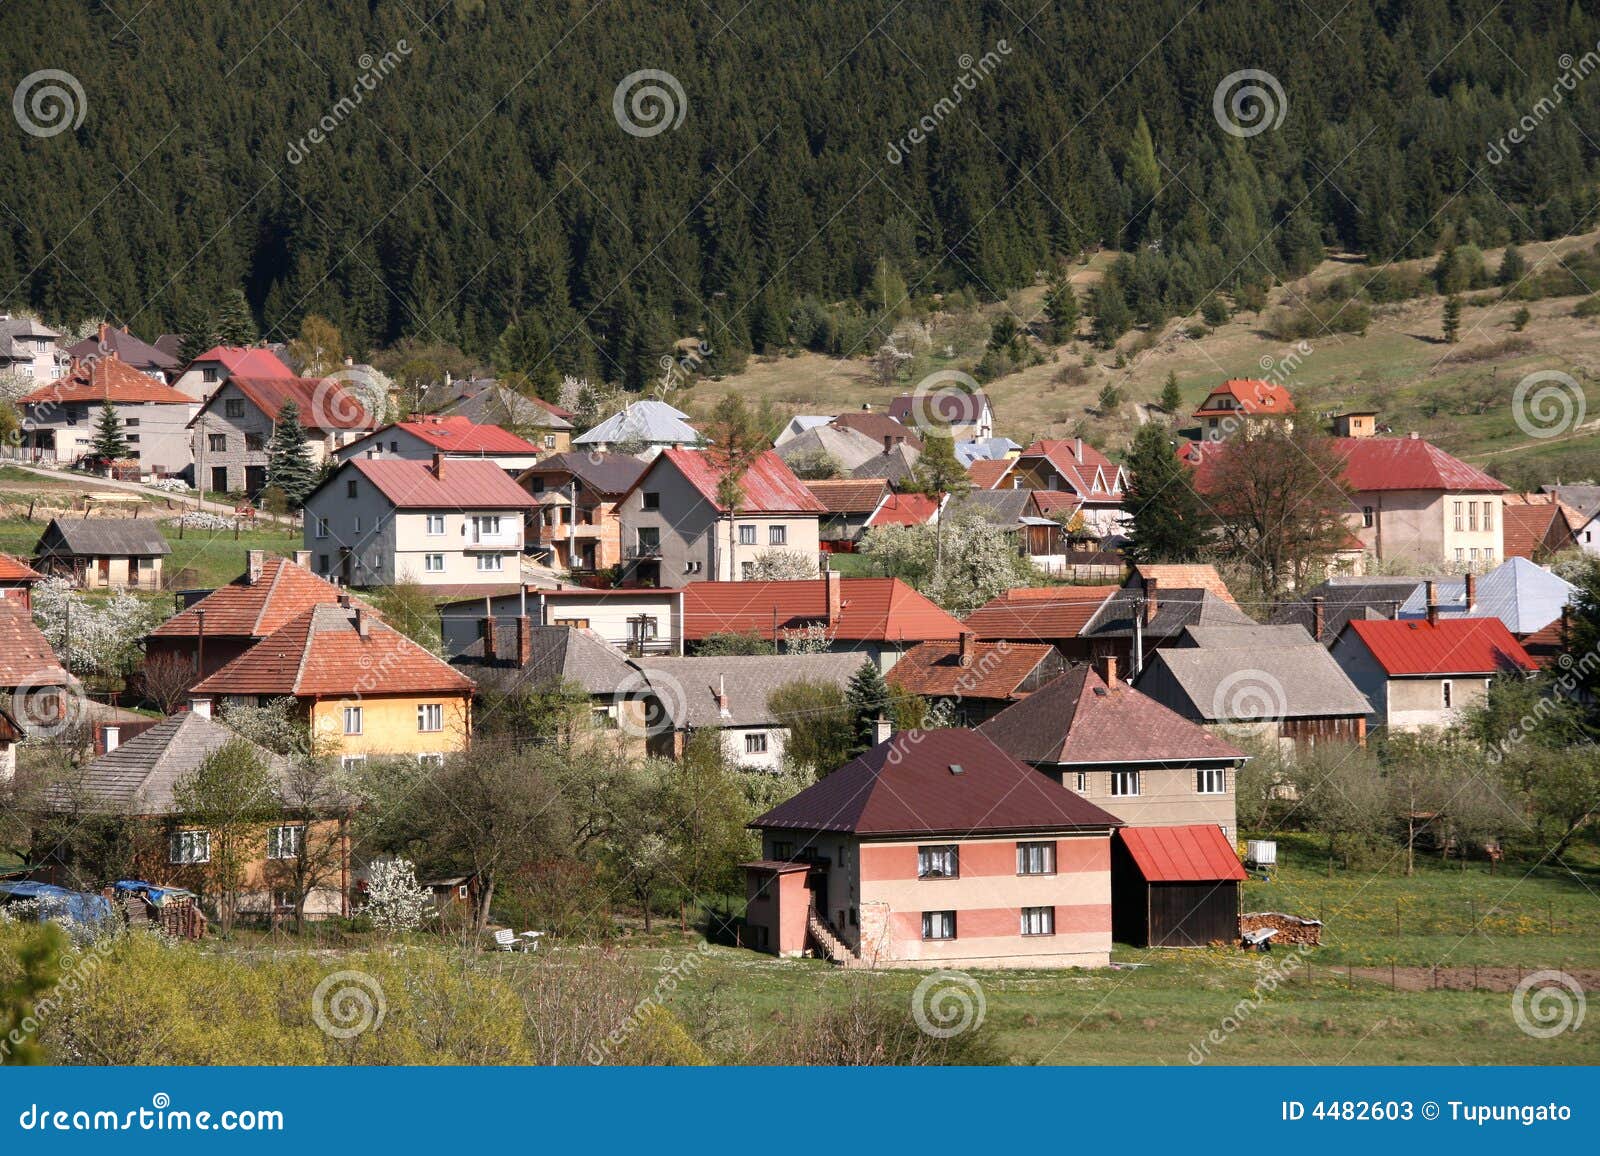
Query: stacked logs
[{"left": 1239, "top": 911, "right": 1322, "bottom": 946}]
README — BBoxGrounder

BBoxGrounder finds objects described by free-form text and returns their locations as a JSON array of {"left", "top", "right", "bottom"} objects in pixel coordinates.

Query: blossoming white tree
[{"left": 362, "top": 858, "right": 433, "bottom": 934}]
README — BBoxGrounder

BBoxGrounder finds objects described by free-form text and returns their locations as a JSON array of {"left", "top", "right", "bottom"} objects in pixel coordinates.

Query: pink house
[{"left": 742, "top": 729, "right": 1121, "bottom": 969}]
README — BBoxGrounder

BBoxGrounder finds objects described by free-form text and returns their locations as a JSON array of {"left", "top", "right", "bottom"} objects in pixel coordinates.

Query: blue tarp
[
  {"left": 113, "top": 879, "right": 196, "bottom": 907},
  {"left": 0, "top": 880, "right": 115, "bottom": 927}
]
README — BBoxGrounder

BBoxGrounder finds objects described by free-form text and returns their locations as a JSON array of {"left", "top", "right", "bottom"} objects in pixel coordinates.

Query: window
[
  {"left": 922, "top": 911, "right": 956, "bottom": 940},
  {"left": 1362, "top": 505, "right": 1374, "bottom": 528},
  {"left": 741, "top": 561, "right": 754, "bottom": 579},
  {"left": 472, "top": 515, "right": 502, "bottom": 538},
  {"left": 417, "top": 753, "right": 444, "bottom": 769},
  {"left": 1455, "top": 547, "right": 1465, "bottom": 562},
  {"left": 224, "top": 398, "right": 245, "bottom": 418},
  {"left": 341, "top": 754, "right": 367, "bottom": 772},
  {"left": 1074, "top": 771, "right": 1088, "bottom": 793},
  {"left": 317, "top": 554, "right": 329, "bottom": 572},
  {"left": 353, "top": 516, "right": 362, "bottom": 534},
  {"left": 918, "top": 845, "right": 959, "bottom": 879},
  {"left": 203, "top": 367, "right": 219, "bottom": 383},
  {"left": 267, "top": 825, "right": 304, "bottom": 860},
  {"left": 1111, "top": 770, "right": 1140, "bottom": 796},
  {"left": 1484, "top": 547, "right": 1494, "bottom": 562},
  {"left": 772, "top": 841, "right": 794, "bottom": 860},
  {"left": 1017, "top": 841, "right": 1056, "bottom": 875},
  {"left": 126, "top": 434, "right": 140, "bottom": 445},
  {"left": 1468, "top": 501, "right": 1479, "bottom": 532},
  {"left": 738, "top": 524, "right": 757, "bottom": 545},
  {"left": 314, "top": 517, "right": 328, "bottom": 539},
  {"left": 343, "top": 705, "right": 363, "bottom": 735},
  {"left": 554, "top": 617, "right": 591, "bottom": 629},
  {"left": 642, "top": 491, "right": 661, "bottom": 510},
  {"left": 245, "top": 432, "right": 265, "bottom": 451},
  {"left": 635, "top": 527, "right": 660, "bottom": 554},
  {"left": 389, "top": 441, "right": 399, "bottom": 454},
  {"left": 426, "top": 514, "right": 446, "bottom": 535},
  {"left": 1197, "top": 768, "right": 1227, "bottom": 794},
  {"left": 417, "top": 703, "right": 443, "bottom": 732},
  {"left": 124, "top": 418, "right": 140, "bottom": 428},
  {"left": 476, "top": 553, "right": 504, "bottom": 572},
  {"left": 527, "top": 477, "right": 545, "bottom": 493},
  {"left": 1483, "top": 502, "right": 1494, "bottom": 531},
  {"left": 424, "top": 554, "right": 445, "bottom": 572},
  {"left": 769, "top": 525, "right": 787, "bottom": 546},
  {"left": 1453, "top": 501, "right": 1464, "bottom": 531},
  {"left": 1021, "top": 906, "right": 1055, "bottom": 936},
  {"left": 543, "top": 434, "right": 556, "bottom": 449},
  {"left": 347, "top": 479, "right": 358, "bottom": 498},
  {"left": 1469, "top": 547, "right": 1479, "bottom": 562},
  {"left": 169, "top": 830, "right": 210, "bottom": 865},
  {"left": 208, "top": 433, "right": 227, "bottom": 453},
  {"left": 744, "top": 732, "right": 768, "bottom": 755},
  {"left": 1441, "top": 680, "right": 1453, "bottom": 709}
]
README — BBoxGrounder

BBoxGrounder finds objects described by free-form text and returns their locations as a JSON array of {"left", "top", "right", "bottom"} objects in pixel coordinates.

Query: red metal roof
[
  {"left": 867, "top": 492, "right": 940, "bottom": 527},
  {"left": 681, "top": 577, "right": 965, "bottom": 642},
  {"left": 963, "top": 586, "right": 1118, "bottom": 641},
  {"left": 1192, "top": 378, "right": 1296, "bottom": 417},
  {"left": 389, "top": 415, "right": 538, "bottom": 454},
  {"left": 148, "top": 557, "right": 364, "bottom": 639},
  {"left": 752, "top": 728, "right": 1122, "bottom": 836},
  {"left": 190, "top": 346, "right": 295, "bottom": 378},
  {"left": 650, "top": 448, "right": 825, "bottom": 514},
  {"left": 0, "top": 553, "right": 43, "bottom": 583},
  {"left": 18, "top": 356, "right": 195, "bottom": 406},
  {"left": 1118, "top": 824, "right": 1247, "bottom": 882},
  {"left": 1342, "top": 617, "right": 1538, "bottom": 676},
  {"left": 344, "top": 457, "right": 540, "bottom": 510},
  {"left": 1333, "top": 436, "right": 1507, "bottom": 493},
  {"left": 223, "top": 376, "right": 379, "bottom": 431}
]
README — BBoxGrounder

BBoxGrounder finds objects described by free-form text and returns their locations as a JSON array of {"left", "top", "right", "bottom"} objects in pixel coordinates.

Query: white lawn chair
[
  {"left": 492, "top": 928, "right": 521, "bottom": 951},
  {"left": 518, "top": 930, "right": 545, "bottom": 952}
]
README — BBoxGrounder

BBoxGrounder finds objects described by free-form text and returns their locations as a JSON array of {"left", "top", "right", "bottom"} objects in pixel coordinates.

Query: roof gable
[
  {"left": 191, "top": 347, "right": 294, "bottom": 378},
  {"left": 336, "top": 457, "right": 539, "bottom": 510},
  {"left": 644, "top": 448, "right": 825, "bottom": 514},
  {"left": 1341, "top": 616, "right": 1538, "bottom": 676},
  {"left": 1193, "top": 378, "right": 1296, "bottom": 416},
  {"left": 148, "top": 557, "right": 358, "bottom": 639},
  {"left": 218, "top": 377, "right": 378, "bottom": 432}
]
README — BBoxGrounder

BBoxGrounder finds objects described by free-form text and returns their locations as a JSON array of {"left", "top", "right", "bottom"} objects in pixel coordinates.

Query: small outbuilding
[
  {"left": 1111, "top": 824, "right": 1246, "bottom": 948},
  {"left": 32, "top": 517, "right": 170, "bottom": 590}
]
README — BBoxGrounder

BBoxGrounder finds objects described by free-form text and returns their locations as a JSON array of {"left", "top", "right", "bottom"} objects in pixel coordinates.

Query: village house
[
  {"left": 41, "top": 712, "right": 353, "bottom": 920},
  {"left": 828, "top": 409, "right": 922, "bottom": 456},
  {"left": 427, "top": 378, "right": 574, "bottom": 452},
  {"left": 65, "top": 323, "right": 180, "bottom": 382},
  {"left": 865, "top": 491, "right": 942, "bottom": 530},
  {"left": 0, "top": 314, "right": 64, "bottom": 381},
  {"left": 979, "top": 659, "right": 1248, "bottom": 839},
  {"left": 888, "top": 389, "right": 994, "bottom": 441},
  {"left": 0, "top": 599, "right": 77, "bottom": 780},
  {"left": 954, "top": 436, "right": 1020, "bottom": 467},
  {"left": 1500, "top": 493, "right": 1581, "bottom": 561},
  {"left": 961, "top": 584, "right": 1120, "bottom": 660},
  {"left": 1191, "top": 378, "right": 1296, "bottom": 441},
  {"left": 518, "top": 451, "right": 647, "bottom": 574},
  {"left": 1329, "top": 607, "right": 1539, "bottom": 732},
  {"left": 773, "top": 415, "right": 834, "bottom": 445},
  {"left": 639, "top": 652, "right": 863, "bottom": 767},
  {"left": 301, "top": 455, "right": 539, "bottom": 589},
  {"left": 439, "top": 586, "right": 683, "bottom": 658},
  {"left": 189, "top": 600, "right": 476, "bottom": 766},
  {"left": 805, "top": 478, "right": 892, "bottom": 551},
  {"left": 742, "top": 728, "right": 1121, "bottom": 968},
  {"left": 848, "top": 441, "right": 922, "bottom": 486},
  {"left": 142, "top": 551, "right": 354, "bottom": 684},
  {"left": 1392, "top": 558, "right": 1579, "bottom": 667},
  {"left": 189, "top": 374, "right": 379, "bottom": 497},
  {"left": 616, "top": 448, "right": 824, "bottom": 584},
  {"left": 773, "top": 421, "right": 886, "bottom": 474},
  {"left": 886, "top": 635, "right": 1065, "bottom": 726},
  {"left": 1003, "top": 438, "right": 1128, "bottom": 539},
  {"left": 1079, "top": 564, "right": 1255, "bottom": 676},
  {"left": 681, "top": 572, "right": 967, "bottom": 670},
  {"left": 169, "top": 345, "right": 294, "bottom": 403},
  {"left": 335, "top": 415, "right": 543, "bottom": 475},
  {"left": 0, "top": 552, "right": 43, "bottom": 609},
  {"left": 1270, "top": 577, "right": 1429, "bottom": 644},
  {"left": 449, "top": 622, "right": 651, "bottom": 736},
  {"left": 17, "top": 354, "right": 198, "bottom": 474},
  {"left": 572, "top": 399, "right": 703, "bottom": 458},
  {"left": 32, "top": 517, "right": 170, "bottom": 590}
]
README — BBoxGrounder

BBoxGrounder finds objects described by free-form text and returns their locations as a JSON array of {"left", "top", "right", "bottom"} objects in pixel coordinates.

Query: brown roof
[
  {"left": 963, "top": 586, "right": 1118, "bottom": 641},
  {"left": 221, "top": 376, "right": 379, "bottom": 431},
  {"left": 17, "top": 355, "right": 195, "bottom": 406},
  {"left": 751, "top": 728, "right": 1122, "bottom": 837},
  {"left": 830, "top": 411, "right": 923, "bottom": 450},
  {"left": 978, "top": 666, "right": 1247, "bottom": 766},
  {"left": 190, "top": 604, "right": 475, "bottom": 698},
  {"left": 0, "top": 600, "right": 72, "bottom": 688},
  {"left": 340, "top": 457, "right": 539, "bottom": 510},
  {"left": 1501, "top": 497, "right": 1576, "bottom": 560},
  {"left": 966, "top": 459, "right": 1013, "bottom": 489},
  {"left": 804, "top": 478, "right": 890, "bottom": 514},
  {"left": 0, "top": 553, "right": 43, "bottom": 583},
  {"left": 1131, "top": 564, "right": 1236, "bottom": 604},
  {"left": 148, "top": 557, "right": 362, "bottom": 640},
  {"left": 681, "top": 577, "right": 965, "bottom": 642},
  {"left": 887, "top": 639, "right": 1060, "bottom": 701}
]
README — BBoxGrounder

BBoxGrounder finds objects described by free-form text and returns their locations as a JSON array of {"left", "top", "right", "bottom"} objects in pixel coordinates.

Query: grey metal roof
[
  {"left": 35, "top": 518, "right": 171, "bottom": 558},
  {"left": 774, "top": 423, "right": 885, "bottom": 472},
  {"left": 574, "top": 400, "right": 701, "bottom": 447},
  {"left": 1395, "top": 556, "right": 1578, "bottom": 634},
  {"left": 1179, "top": 624, "right": 1318, "bottom": 649},
  {"left": 954, "top": 437, "right": 1021, "bottom": 466},
  {"left": 452, "top": 625, "right": 638, "bottom": 696},
  {"left": 1084, "top": 588, "right": 1254, "bottom": 640},
  {"left": 641, "top": 652, "right": 862, "bottom": 729},
  {"left": 1270, "top": 578, "right": 1424, "bottom": 644},
  {"left": 1136, "top": 644, "right": 1372, "bottom": 721},
  {"left": 430, "top": 378, "right": 573, "bottom": 430},
  {"left": 49, "top": 712, "right": 289, "bottom": 814}
]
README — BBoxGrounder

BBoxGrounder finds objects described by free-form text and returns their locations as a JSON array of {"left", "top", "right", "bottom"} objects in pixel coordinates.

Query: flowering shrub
[{"left": 362, "top": 858, "right": 433, "bottom": 934}]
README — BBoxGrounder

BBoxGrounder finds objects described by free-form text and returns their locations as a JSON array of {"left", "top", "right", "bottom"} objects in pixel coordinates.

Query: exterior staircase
[{"left": 806, "top": 904, "right": 861, "bottom": 967}]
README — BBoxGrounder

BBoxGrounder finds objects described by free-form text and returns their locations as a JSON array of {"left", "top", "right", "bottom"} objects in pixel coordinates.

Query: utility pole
[{"left": 1132, "top": 596, "right": 1144, "bottom": 678}]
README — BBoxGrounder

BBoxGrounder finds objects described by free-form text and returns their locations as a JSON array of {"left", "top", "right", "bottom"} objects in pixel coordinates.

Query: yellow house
[{"left": 190, "top": 600, "right": 475, "bottom": 766}]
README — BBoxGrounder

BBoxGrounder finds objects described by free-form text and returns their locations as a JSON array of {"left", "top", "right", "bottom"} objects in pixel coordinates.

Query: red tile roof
[
  {"left": 1192, "top": 378, "right": 1296, "bottom": 417},
  {"left": 148, "top": 557, "right": 362, "bottom": 640},
  {"left": 387, "top": 416, "right": 539, "bottom": 454},
  {"left": 803, "top": 479, "right": 890, "bottom": 514},
  {"left": 648, "top": 448, "right": 825, "bottom": 514},
  {"left": 866, "top": 492, "right": 940, "bottom": 527},
  {"left": 1132, "top": 564, "right": 1237, "bottom": 605},
  {"left": 342, "top": 457, "right": 539, "bottom": 510},
  {"left": 1029, "top": 490, "right": 1082, "bottom": 517},
  {"left": 190, "top": 604, "right": 474, "bottom": 697},
  {"left": 17, "top": 356, "right": 195, "bottom": 406},
  {"left": 0, "top": 553, "right": 43, "bottom": 583},
  {"left": 1342, "top": 617, "right": 1538, "bottom": 676},
  {"left": 980, "top": 666, "right": 1247, "bottom": 766},
  {"left": 966, "top": 459, "right": 1013, "bottom": 489},
  {"left": 962, "top": 586, "right": 1118, "bottom": 641},
  {"left": 0, "top": 600, "right": 72, "bottom": 688},
  {"left": 751, "top": 728, "right": 1122, "bottom": 836},
  {"left": 1018, "top": 439, "right": 1125, "bottom": 501},
  {"left": 887, "top": 639, "right": 1059, "bottom": 701},
  {"left": 219, "top": 376, "right": 379, "bottom": 432},
  {"left": 1501, "top": 498, "right": 1575, "bottom": 560},
  {"left": 681, "top": 577, "right": 965, "bottom": 642},
  {"left": 190, "top": 346, "right": 295, "bottom": 378},
  {"left": 1118, "top": 824, "right": 1247, "bottom": 882}
]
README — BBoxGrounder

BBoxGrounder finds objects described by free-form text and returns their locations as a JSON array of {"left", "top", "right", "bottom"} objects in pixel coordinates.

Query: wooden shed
[{"left": 1111, "top": 824, "right": 1246, "bottom": 948}]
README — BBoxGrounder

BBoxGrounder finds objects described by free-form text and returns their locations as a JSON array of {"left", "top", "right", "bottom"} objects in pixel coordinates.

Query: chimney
[
  {"left": 958, "top": 631, "right": 973, "bottom": 667},
  {"left": 337, "top": 593, "right": 352, "bottom": 608},
  {"left": 98, "top": 321, "right": 110, "bottom": 344},
  {"left": 294, "top": 549, "right": 311, "bottom": 567},
  {"left": 367, "top": 446, "right": 382, "bottom": 459},
  {"left": 343, "top": 356, "right": 354, "bottom": 367},
  {"left": 1311, "top": 595, "right": 1326, "bottom": 642},
  {"left": 102, "top": 724, "right": 121, "bottom": 753},
  {"left": 516, "top": 615, "right": 531, "bottom": 665},
  {"left": 356, "top": 607, "right": 371, "bottom": 638},
  {"left": 1465, "top": 571, "right": 1477, "bottom": 613},
  {"left": 1144, "top": 576, "right": 1159, "bottom": 625},
  {"left": 1075, "top": 437, "right": 1084, "bottom": 462},
  {"left": 824, "top": 565, "right": 842, "bottom": 625},
  {"left": 246, "top": 549, "right": 265, "bottom": 585},
  {"left": 874, "top": 715, "right": 893, "bottom": 744},
  {"left": 1425, "top": 580, "right": 1439, "bottom": 626},
  {"left": 716, "top": 673, "right": 729, "bottom": 714},
  {"left": 483, "top": 615, "right": 496, "bottom": 660},
  {"left": 432, "top": 452, "right": 446, "bottom": 480},
  {"left": 191, "top": 696, "right": 213, "bottom": 719},
  {"left": 1095, "top": 654, "right": 1118, "bottom": 685}
]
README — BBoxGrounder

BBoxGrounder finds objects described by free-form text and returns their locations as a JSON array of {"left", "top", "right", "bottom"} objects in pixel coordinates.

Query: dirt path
[{"left": 1332, "top": 965, "right": 1600, "bottom": 992}]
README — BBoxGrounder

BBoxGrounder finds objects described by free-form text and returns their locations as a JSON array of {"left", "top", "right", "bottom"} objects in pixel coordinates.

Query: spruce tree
[
  {"left": 1443, "top": 295, "right": 1462, "bottom": 344},
  {"left": 215, "top": 289, "right": 258, "bottom": 346},
  {"left": 1160, "top": 371, "right": 1183, "bottom": 414},
  {"left": 846, "top": 660, "right": 892, "bottom": 754},
  {"left": 266, "top": 400, "right": 319, "bottom": 507},
  {"left": 1123, "top": 422, "right": 1208, "bottom": 563},
  {"left": 89, "top": 400, "right": 131, "bottom": 462},
  {"left": 1043, "top": 270, "right": 1078, "bottom": 343}
]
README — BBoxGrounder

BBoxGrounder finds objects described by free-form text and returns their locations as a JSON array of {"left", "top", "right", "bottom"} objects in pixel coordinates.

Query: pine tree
[
  {"left": 1443, "top": 295, "right": 1462, "bottom": 344},
  {"left": 493, "top": 316, "right": 560, "bottom": 402},
  {"left": 845, "top": 660, "right": 892, "bottom": 754},
  {"left": 1123, "top": 422, "right": 1208, "bottom": 563},
  {"left": 215, "top": 289, "right": 258, "bottom": 346},
  {"left": 1043, "top": 269, "right": 1078, "bottom": 343},
  {"left": 1091, "top": 278, "right": 1131, "bottom": 349},
  {"left": 1496, "top": 245, "right": 1527, "bottom": 286},
  {"left": 266, "top": 400, "right": 319, "bottom": 507},
  {"left": 89, "top": 401, "right": 131, "bottom": 462},
  {"left": 1160, "top": 371, "right": 1182, "bottom": 414}
]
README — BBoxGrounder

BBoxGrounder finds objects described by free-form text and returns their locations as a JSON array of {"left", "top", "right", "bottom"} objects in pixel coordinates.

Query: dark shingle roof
[
  {"left": 1270, "top": 578, "right": 1425, "bottom": 644},
  {"left": 518, "top": 451, "right": 647, "bottom": 497},
  {"left": 452, "top": 625, "right": 638, "bottom": 697},
  {"left": 1083, "top": 588, "right": 1253, "bottom": 640},
  {"left": 1135, "top": 642, "right": 1373, "bottom": 721},
  {"left": 35, "top": 518, "right": 170, "bottom": 558}
]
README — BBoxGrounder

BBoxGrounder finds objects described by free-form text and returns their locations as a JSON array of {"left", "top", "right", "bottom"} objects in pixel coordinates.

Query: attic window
[
  {"left": 1093, "top": 687, "right": 1108, "bottom": 697},
  {"left": 947, "top": 764, "right": 964, "bottom": 776}
]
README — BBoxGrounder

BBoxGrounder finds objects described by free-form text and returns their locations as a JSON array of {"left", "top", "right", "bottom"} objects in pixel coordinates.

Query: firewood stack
[{"left": 1239, "top": 911, "right": 1322, "bottom": 946}]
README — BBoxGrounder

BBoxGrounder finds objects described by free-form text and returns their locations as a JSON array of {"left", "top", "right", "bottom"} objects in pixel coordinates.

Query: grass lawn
[{"left": 0, "top": 517, "right": 300, "bottom": 591}]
